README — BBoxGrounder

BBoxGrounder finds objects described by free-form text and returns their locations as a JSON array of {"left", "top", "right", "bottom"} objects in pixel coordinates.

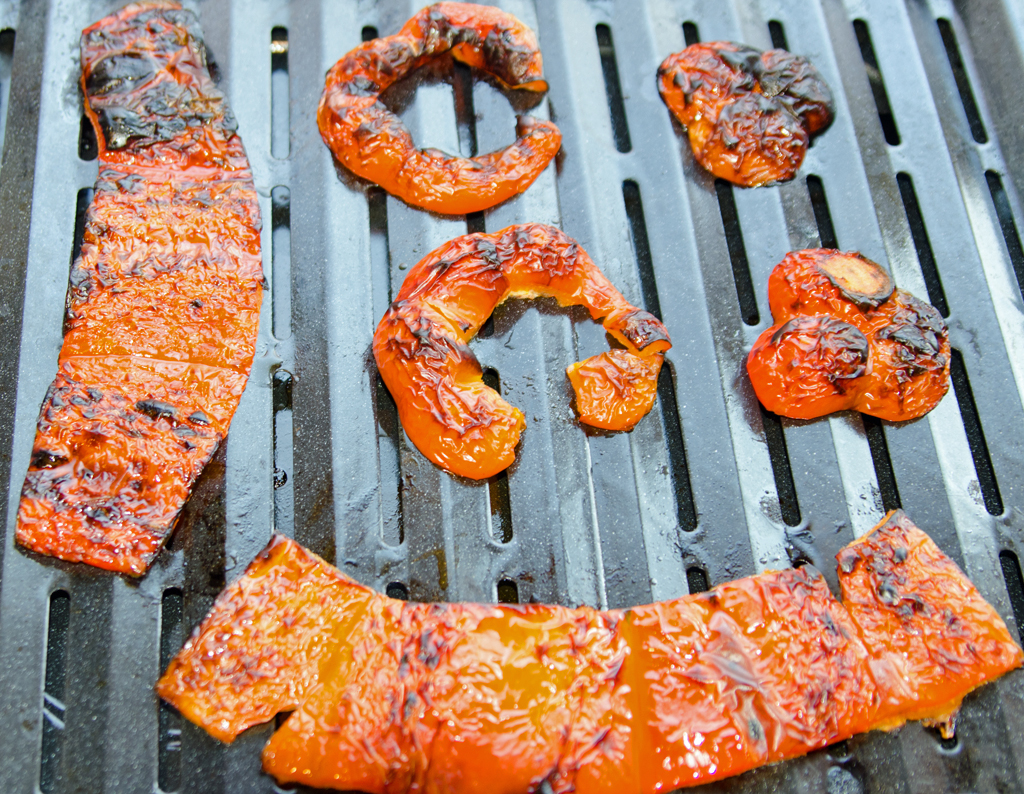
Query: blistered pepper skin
[
  {"left": 15, "top": 2, "right": 262, "bottom": 575},
  {"left": 158, "top": 511, "right": 1021, "bottom": 792},
  {"left": 373, "top": 224, "right": 671, "bottom": 479},
  {"left": 318, "top": 3, "right": 561, "bottom": 214},
  {"left": 658, "top": 42, "right": 834, "bottom": 187},
  {"left": 747, "top": 249, "right": 950, "bottom": 421}
]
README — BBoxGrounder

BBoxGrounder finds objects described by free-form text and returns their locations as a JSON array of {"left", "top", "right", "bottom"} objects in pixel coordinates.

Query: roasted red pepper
[
  {"left": 658, "top": 42, "right": 834, "bottom": 187},
  {"left": 372, "top": 224, "right": 671, "bottom": 479},
  {"left": 747, "top": 249, "right": 950, "bottom": 421},
  {"left": 158, "top": 511, "right": 1021, "bottom": 792},
  {"left": 15, "top": 3, "right": 262, "bottom": 575},
  {"left": 318, "top": 2, "right": 561, "bottom": 214}
]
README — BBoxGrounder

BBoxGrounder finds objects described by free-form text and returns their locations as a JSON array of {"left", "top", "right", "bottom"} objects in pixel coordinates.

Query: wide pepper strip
[{"left": 158, "top": 512, "right": 1021, "bottom": 792}]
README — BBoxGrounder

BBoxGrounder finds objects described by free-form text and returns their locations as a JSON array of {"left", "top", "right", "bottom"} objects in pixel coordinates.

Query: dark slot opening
[
  {"left": 657, "top": 365, "right": 697, "bottom": 531},
  {"left": 806, "top": 175, "right": 838, "bottom": 249},
  {"left": 622, "top": 180, "right": 662, "bottom": 320},
  {"left": 949, "top": 349, "right": 1003, "bottom": 515},
  {"left": 828, "top": 741, "right": 851, "bottom": 762},
  {"left": 999, "top": 550, "right": 1024, "bottom": 642},
  {"left": 362, "top": 26, "right": 378, "bottom": 42},
  {"left": 852, "top": 19, "right": 900, "bottom": 146},
  {"left": 497, "top": 578, "right": 519, "bottom": 604},
  {"left": 936, "top": 19, "right": 987, "bottom": 144},
  {"left": 368, "top": 186, "right": 391, "bottom": 299},
  {"left": 78, "top": 115, "right": 98, "bottom": 161},
  {"left": 791, "top": 555, "right": 811, "bottom": 568},
  {"left": 70, "top": 188, "right": 92, "bottom": 266},
  {"left": 686, "top": 566, "right": 709, "bottom": 594},
  {"left": 376, "top": 372, "right": 404, "bottom": 546},
  {"left": 895, "top": 172, "right": 949, "bottom": 317},
  {"left": 483, "top": 368, "right": 513, "bottom": 544},
  {"left": 861, "top": 414, "right": 901, "bottom": 511},
  {"left": 271, "top": 27, "right": 289, "bottom": 159},
  {"left": 714, "top": 179, "right": 759, "bottom": 325},
  {"left": 158, "top": 589, "right": 184, "bottom": 793},
  {"left": 40, "top": 590, "right": 70, "bottom": 794},
  {"left": 937, "top": 732, "right": 959, "bottom": 752},
  {"left": 386, "top": 582, "right": 409, "bottom": 600},
  {"left": 682, "top": 22, "right": 700, "bottom": 47},
  {"left": 272, "top": 367, "right": 294, "bottom": 535},
  {"left": 768, "top": 20, "right": 788, "bottom": 50},
  {"left": 466, "top": 211, "right": 486, "bottom": 235},
  {"left": 760, "top": 405, "right": 801, "bottom": 526},
  {"left": 595, "top": 24, "right": 632, "bottom": 153},
  {"left": 271, "top": 186, "right": 291, "bottom": 339},
  {"left": 453, "top": 60, "right": 478, "bottom": 159},
  {"left": 985, "top": 171, "right": 1024, "bottom": 305}
]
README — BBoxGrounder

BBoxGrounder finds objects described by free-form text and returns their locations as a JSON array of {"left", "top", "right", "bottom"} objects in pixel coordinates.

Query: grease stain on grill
[
  {"left": 937, "top": 19, "right": 987, "bottom": 144},
  {"left": 483, "top": 367, "right": 513, "bottom": 544},
  {"left": 271, "top": 27, "right": 289, "bottom": 159},
  {"left": 596, "top": 24, "right": 631, "bottom": 153},
  {"left": 40, "top": 590, "right": 70, "bottom": 794},
  {"left": 759, "top": 405, "right": 801, "bottom": 527},
  {"left": 896, "top": 172, "right": 949, "bottom": 317},
  {"left": 158, "top": 588, "right": 184, "bottom": 793},
  {"left": 999, "top": 550, "right": 1024, "bottom": 642},
  {"left": 852, "top": 19, "right": 900, "bottom": 146},
  {"left": 714, "top": 178, "right": 759, "bottom": 325},
  {"left": 985, "top": 170, "right": 1024, "bottom": 305},
  {"left": 949, "top": 349, "right": 1003, "bottom": 515}
]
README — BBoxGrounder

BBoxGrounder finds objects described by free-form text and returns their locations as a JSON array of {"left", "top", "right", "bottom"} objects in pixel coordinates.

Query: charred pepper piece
[
  {"left": 15, "top": 2, "right": 262, "bottom": 575},
  {"left": 318, "top": 2, "right": 561, "bottom": 214},
  {"left": 658, "top": 42, "right": 834, "bottom": 187},
  {"left": 373, "top": 224, "right": 671, "bottom": 479},
  {"left": 157, "top": 511, "right": 1021, "bottom": 792},
  {"left": 747, "top": 249, "right": 949, "bottom": 421}
]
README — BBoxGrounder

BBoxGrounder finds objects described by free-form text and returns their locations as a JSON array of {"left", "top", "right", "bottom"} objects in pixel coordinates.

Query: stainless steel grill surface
[{"left": 1, "top": 0, "right": 1023, "bottom": 792}]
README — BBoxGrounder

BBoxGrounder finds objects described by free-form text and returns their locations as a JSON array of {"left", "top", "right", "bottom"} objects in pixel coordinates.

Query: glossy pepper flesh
[
  {"left": 318, "top": 2, "right": 561, "bottom": 214},
  {"left": 658, "top": 42, "right": 834, "bottom": 187},
  {"left": 747, "top": 249, "right": 949, "bottom": 421},
  {"left": 15, "top": 2, "right": 262, "bottom": 575},
  {"left": 158, "top": 510, "right": 1021, "bottom": 792},
  {"left": 373, "top": 224, "right": 671, "bottom": 479}
]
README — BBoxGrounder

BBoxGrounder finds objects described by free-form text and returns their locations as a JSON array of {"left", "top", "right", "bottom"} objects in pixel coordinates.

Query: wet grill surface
[{"left": 1, "top": 0, "right": 1024, "bottom": 792}]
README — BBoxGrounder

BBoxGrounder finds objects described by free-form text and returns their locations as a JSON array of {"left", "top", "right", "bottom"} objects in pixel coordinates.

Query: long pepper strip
[
  {"left": 16, "top": 2, "right": 262, "bottom": 575},
  {"left": 158, "top": 512, "right": 1021, "bottom": 791}
]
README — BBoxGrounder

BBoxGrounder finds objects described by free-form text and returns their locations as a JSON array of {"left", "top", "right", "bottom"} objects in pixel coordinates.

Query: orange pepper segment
[
  {"left": 658, "top": 42, "right": 833, "bottom": 187},
  {"left": 318, "top": 3, "right": 561, "bottom": 214},
  {"left": 373, "top": 224, "right": 671, "bottom": 479},
  {"left": 158, "top": 512, "right": 1021, "bottom": 792},
  {"left": 567, "top": 350, "right": 664, "bottom": 431}
]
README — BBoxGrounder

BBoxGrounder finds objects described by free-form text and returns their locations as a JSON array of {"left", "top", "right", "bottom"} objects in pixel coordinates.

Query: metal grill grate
[{"left": 0, "top": 0, "right": 1023, "bottom": 792}]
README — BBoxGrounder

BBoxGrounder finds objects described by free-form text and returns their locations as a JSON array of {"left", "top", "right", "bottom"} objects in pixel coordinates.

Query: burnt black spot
[
  {"left": 716, "top": 45, "right": 762, "bottom": 75},
  {"left": 403, "top": 690, "right": 420, "bottom": 721},
  {"left": 188, "top": 410, "right": 211, "bottom": 425},
  {"left": 877, "top": 579, "right": 900, "bottom": 605},
  {"left": 616, "top": 309, "right": 671, "bottom": 352},
  {"left": 136, "top": 399, "right": 178, "bottom": 421},
  {"left": 748, "top": 717, "right": 764, "bottom": 742},
  {"left": 173, "top": 425, "right": 197, "bottom": 438},
  {"left": 893, "top": 546, "right": 908, "bottom": 563},
  {"left": 31, "top": 449, "right": 68, "bottom": 470},
  {"left": 86, "top": 52, "right": 156, "bottom": 96}
]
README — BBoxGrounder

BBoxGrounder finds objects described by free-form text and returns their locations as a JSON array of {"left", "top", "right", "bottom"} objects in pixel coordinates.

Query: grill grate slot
[
  {"left": 682, "top": 22, "right": 699, "bottom": 47},
  {"left": 270, "top": 26, "right": 289, "bottom": 159},
  {"left": 595, "top": 24, "right": 631, "bottom": 153},
  {"left": 768, "top": 20, "right": 788, "bottom": 50},
  {"left": 657, "top": 364, "right": 697, "bottom": 533},
  {"left": 497, "top": 578, "right": 519, "bottom": 603},
  {"left": 759, "top": 405, "right": 801, "bottom": 527},
  {"left": 896, "top": 172, "right": 949, "bottom": 317},
  {"left": 999, "top": 550, "right": 1024, "bottom": 642},
  {"left": 40, "top": 590, "right": 70, "bottom": 794},
  {"left": 862, "top": 414, "right": 901, "bottom": 512},
  {"left": 158, "top": 589, "right": 184, "bottom": 793},
  {"left": 714, "top": 179, "right": 759, "bottom": 325},
  {"left": 984, "top": 170, "right": 1024, "bottom": 305},
  {"left": 806, "top": 174, "right": 838, "bottom": 249},
  {"left": 686, "top": 566, "right": 709, "bottom": 594},
  {"left": 852, "top": 19, "right": 901, "bottom": 146},
  {"left": 949, "top": 349, "right": 1004, "bottom": 516},
  {"left": 482, "top": 368, "right": 513, "bottom": 545},
  {"left": 936, "top": 18, "right": 987, "bottom": 144}
]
